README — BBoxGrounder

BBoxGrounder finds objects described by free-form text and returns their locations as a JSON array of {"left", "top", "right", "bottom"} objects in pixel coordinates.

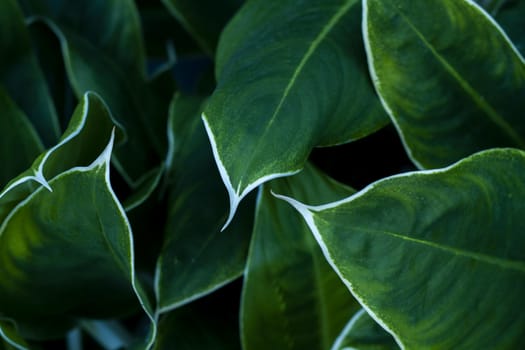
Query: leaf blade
[
  {"left": 204, "top": 0, "right": 388, "bottom": 224},
  {"left": 363, "top": 0, "right": 525, "bottom": 169},
  {"left": 278, "top": 149, "right": 525, "bottom": 349},
  {"left": 241, "top": 164, "right": 359, "bottom": 350},
  {"left": 155, "top": 95, "right": 254, "bottom": 312}
]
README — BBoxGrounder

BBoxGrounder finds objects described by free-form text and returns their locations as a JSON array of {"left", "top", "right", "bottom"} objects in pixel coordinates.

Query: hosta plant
[{"left": 0, "top": 0, "right": 524, "bottom": 349}]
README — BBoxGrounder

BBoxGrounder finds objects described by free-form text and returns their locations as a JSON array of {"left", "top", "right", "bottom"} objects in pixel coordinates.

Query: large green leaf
[
  {"left": 276, "top": 148, "right": 525, "bottom": 349},
  {"left": 0, "top": 92, "right": 120, "bottom": 223},
  {"left": 21, "top": 0, "right": 172, "bottom": 184},
  {"left": 0, "top": 132, "right": 155, "bottom": 344},
  {"left": 155, "top": 94, "right": 254, "bottom": 312},
  {"left": 0, "top": 87, "right": 43, "bottom": 189},
  {"left": 241, "top": 164, "right": 359, "bottom": 350},
  {"left": 161, "top": 0, "right": 243, "bottom": 55},
  {"left": 203, "top": 0, "right": 388, "bottom": 226},
  {"left": 0, "top": 0, "right": 59, "bottom": 146},
  {"left": 331, "top": 309, "right": 398, "bottom": 350},
  {"left": 363, "top": 0, "right": 525, "bottom": 169}
]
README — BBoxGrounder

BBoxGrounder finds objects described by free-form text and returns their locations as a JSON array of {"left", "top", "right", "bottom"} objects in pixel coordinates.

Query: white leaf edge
[
  {"left": 362, "top": 0, "right": 525, "bottom": 170},
  {"left": 202, "top": 114, "right": 299, "bottom": 230},
  {"left": 0, "top": 92, "right": 110, "bottom": 200},
  {"left": 272, "top": 148, "right": 525, "bottom": 350},
  {"left": 0, "top": 131, "right": 157, "bottom": 349}
]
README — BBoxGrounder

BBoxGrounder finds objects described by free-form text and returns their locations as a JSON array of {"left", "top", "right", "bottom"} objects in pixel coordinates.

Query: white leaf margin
[
  {"left": 362, "top": 0, "right": 525, "bottom": 170},
  {"left": 273, "top": 148, "right": 525, "bottom": 350},
  {"left": 0, "top": 131, "right": 157, "bottom": 349}
]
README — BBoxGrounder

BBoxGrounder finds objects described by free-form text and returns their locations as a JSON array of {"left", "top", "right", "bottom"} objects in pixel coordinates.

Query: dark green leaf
[
  {"left": 332, "top": 309, "right": 398, "bottom": 350},
  {"left": 161, "top": 0, "right": 243, "bottom": 55},
  {"left": 241, "top": 164, "right": 359, "bottom": 350},
  {"left": 475, "top": 0, "right": 507, "bottom": 14},
  {"left": 277, "top": 148, "right": 525, "bottom": 349},
  {"left": 203, "top": 0, "right": 388, "bottom": 226},
  {"left": 155, "top": 94, "right": 254, "bottom": 312},
  {"left": 0, "top": 0, "right": 59, "bottom": 146},
  {"left": 21, "top": 0, "right": 172, "bottom": 184},
  {"left": 496, "top": 0, "right": 525, "bottom": 55},
  {"left": 364, "top": 0, "right": 525, "bottom": 169},
  {"left": 0, "top": 134, "right": 154, "bottom": 341},
  {"left": 0, "top": 92, "right": 121, "bottom": 223},
  {"left": 0, "top": 87, "right": 43, "bottom": 189}
]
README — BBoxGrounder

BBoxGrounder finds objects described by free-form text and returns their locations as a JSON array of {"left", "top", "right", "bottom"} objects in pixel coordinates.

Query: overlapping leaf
[
  {"left": 161, "top": 0, "right": 243, "bottom": 55},
  {"left": 0, "top": 94, "right": 155, "bottom": 347},
  {"left": 331, "top": 309, "right": 398, "bottom": 350},
  {"left": 155, "top": 94, "right": 254, "bottom": 312},
  {"left": 241, "top": 164, "right": 359, "bottom": 350},
  {"left": 203, "top": 0, "right": 388, "bottom": 226},
  {"left": 277, "top": 148, "right": 525, "bottom": 349},
  {"left": 0, "top": 88, "right": 43, "bottom": 189},
  {"left": 20, "top": 0, "right": 173, "bottom": 184},
  {"left": 363, "top": 0, "right": 525, "bottom": 169},
  {"left": 0, "top": 0, "right": 59, "bottom": 146},
  {"left": 0, "top": 92, "right": 120, "bottom": 223},
  {"left": 0, "top": 134, "right": 151, "bottom": 339}
]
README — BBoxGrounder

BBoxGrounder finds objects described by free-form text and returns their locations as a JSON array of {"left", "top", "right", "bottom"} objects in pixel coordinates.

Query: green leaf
[
  {"left": 0, "top": 0, "right": 59, "bottom": 146},
  {"left": 203, "top": 0, "right": 388, "bottom": 226},
  {"left": 155, "top": 94, "right": 254, "bottom": 312},
  {"left": 276, "top": 148, "right": 525, "bottom": 349},
  {"left": 0, "top": 132, "right": 156, "bottom": 344},
  {"left": 0, "top": 92, "right": 121, "bottom": 223},
  {"left": 21, "top": 0, "right": 172, "bottom": 184},
  {"left": 241, "top": 164, "right": 359, "bottom": 350},
  {"left": 363, "top": 0, "right": 525, "bottom": 169},
  {"left": 0, "top": 87, "right": 44, "bottom": 189},
  {"left": 161, "top": 0, "right": 243, "bottom": 55},
  {"left": 332, "top": 309, "right": 398, "bottom": 350}
]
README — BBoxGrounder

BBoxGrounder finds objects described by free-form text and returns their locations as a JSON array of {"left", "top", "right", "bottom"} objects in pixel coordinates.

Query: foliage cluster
[{"left": 0, "top": 0, "right": 524, "bottom": 349}]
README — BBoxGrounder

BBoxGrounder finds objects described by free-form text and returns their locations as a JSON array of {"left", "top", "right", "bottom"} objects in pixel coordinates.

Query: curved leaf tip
[
  {"left": 202, "top": 113, "right": 241, "bottom": 230},
  {"left": 203, "top": 115, "right": 300, "bottom": 230}
]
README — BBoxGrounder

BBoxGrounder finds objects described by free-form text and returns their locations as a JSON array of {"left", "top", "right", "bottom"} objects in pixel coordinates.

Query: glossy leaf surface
[
  {"left": 278, "top": 149, "right": 525, "bottom": 349},
  {"left": 155, "top": 95, "right": 253, "bottom": 312},
  {"left": 241, "top": 164, "right": 358, "bottom": 350},
  {"left": 364, "top": 0, "right": 525, "bottom": 169},
  {"left": 0, "top": 0, "right": 59, "bottom": 145},
  {"left": 204, "top": 0, "right": 388, "bottom": 225}
]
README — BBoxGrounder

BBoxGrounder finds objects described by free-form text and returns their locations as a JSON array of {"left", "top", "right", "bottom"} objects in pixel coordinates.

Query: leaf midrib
[
  {"left": 333, "top": 222, "right": 525, "bottom": 273},
  {"left": 393, "top": 4, "right": 525, "bottom": 148},
  {"left": 237, "top": 0, "right": 356, "bottom": 191}
]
